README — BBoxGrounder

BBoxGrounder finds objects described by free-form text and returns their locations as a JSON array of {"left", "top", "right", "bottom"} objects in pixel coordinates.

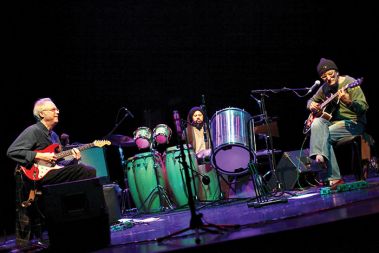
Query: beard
[{"left": 191, "top": 121, "right": 204, "bottom": 130}]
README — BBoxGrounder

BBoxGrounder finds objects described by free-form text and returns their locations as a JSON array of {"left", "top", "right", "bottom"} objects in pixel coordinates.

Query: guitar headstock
[
  {"left": 348, "top": 77, "right": 363, "bottom": 89},
  {"left": 93, "top": 140, "right": 111, "bottom": 148}
]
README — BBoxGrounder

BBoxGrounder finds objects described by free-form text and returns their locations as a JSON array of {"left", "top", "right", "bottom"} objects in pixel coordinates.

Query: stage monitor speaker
[
  {"left": 266, "top": 148, "right": 322, "bottom": 190},
  {"left": 80, "top": 147, "right": 110, "bottom": 184},
  {"left": 42, "top": 178, "right": 110, "bottom": 251},
  {"left": 103, "top": 184, "right": 122, "bottom": 225}
]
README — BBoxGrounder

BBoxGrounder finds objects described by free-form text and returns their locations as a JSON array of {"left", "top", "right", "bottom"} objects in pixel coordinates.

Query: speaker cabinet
[
  {"left": 42, "top": 178, "right": 110, "bottom": 251},
  {"left": 103, "top": 184, "right": 122, "bottom": 225},
  {"left": 267, "top": 149, "right": 322, "bottom": 190}
]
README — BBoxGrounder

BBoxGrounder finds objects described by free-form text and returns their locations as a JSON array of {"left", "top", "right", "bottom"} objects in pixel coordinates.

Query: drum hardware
[
  {"left": 108, "top": 134, "right": 136, "bottom": 147},
  {"left": 250, "top": 92, "right": 280, "bottom": 191},
  {"left": 157, "top": 111, "right": 239, "bottom": 244},
  {"left": 101, "top": 107, "right": 136, "bottom": 214},
  {"left": 199, "top": 95, "right": 224, "bottom": 200},
  {"left": 248, "top": 90, "right": 288, "bottom": 208},
  {"left": 114, "top": 141, "right": 136, "bottom": 214},
  {"left": 138, "top": 142, "right": 174, "bottom": 213}
]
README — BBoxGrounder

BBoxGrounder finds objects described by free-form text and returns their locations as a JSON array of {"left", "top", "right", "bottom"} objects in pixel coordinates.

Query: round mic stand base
[{"left": 156, "top": 212, "right": 240, "bottom": 244}]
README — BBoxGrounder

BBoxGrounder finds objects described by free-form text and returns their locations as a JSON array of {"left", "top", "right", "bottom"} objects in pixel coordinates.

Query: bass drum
[{"left": 210, "top": 107, "right": 255, "bottom": 175}]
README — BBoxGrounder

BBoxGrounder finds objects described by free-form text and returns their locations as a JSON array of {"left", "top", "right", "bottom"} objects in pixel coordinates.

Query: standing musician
[
  {"left": 307, "top": 58, "right": 368, "bottom": 189},
  {"left": 7, "top": 98, "right": 97, "bottom": 247}
]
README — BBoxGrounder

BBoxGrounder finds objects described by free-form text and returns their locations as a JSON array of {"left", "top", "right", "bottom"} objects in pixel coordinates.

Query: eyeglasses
[
  {"left": 321, "top": 70, "right": 336, "bottom": 80},
  {"left": 43, "top": 108, "right": 59, "bottom": 112}
]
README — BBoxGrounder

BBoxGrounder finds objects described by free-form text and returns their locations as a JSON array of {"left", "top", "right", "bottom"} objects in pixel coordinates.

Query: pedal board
[{"left": 320, "top": 181, "right": 368, "bottom": 195}]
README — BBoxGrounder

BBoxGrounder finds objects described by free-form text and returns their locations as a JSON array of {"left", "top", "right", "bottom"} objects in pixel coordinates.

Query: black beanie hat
[{"left": 317, "top": 58, "right": 338, "bottom": 76}]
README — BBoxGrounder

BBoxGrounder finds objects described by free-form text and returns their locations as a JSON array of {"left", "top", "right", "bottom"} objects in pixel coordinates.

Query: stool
[{"left": 334, "top": 135, "right": 371, "bottom": 180}]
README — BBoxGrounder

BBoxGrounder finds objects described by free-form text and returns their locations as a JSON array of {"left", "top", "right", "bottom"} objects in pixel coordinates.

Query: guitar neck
[
  {"left": 56, "top": 143, "right": 94, "bottom": 159},
  {"left": 320, "top": 84, "right": 348, "bottom": 109}
]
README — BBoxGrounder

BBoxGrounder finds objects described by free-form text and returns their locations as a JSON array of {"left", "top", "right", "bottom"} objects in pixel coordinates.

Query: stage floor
[{"left": 2, "top": 172, "right": 379, "bottom": 253}]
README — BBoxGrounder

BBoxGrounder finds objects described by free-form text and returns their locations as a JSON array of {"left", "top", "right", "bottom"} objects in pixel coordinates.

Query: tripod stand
[
  {"left": 157, "top": 111, "right": 240, "bottom": 244},
  {"left": 137, "top": 141, "right": 174, "bottom": 213}
]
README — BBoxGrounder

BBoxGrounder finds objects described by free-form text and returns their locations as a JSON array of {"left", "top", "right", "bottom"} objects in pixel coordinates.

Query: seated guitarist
[
  {"left": 307, "top": 58, "right": 368, "bottom": 189},
  {"left": 7, "top": 98, "right": 97, "bottom": 248}
]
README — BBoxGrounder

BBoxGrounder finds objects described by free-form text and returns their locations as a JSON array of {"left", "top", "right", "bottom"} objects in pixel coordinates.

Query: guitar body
[
  {"left": 21, "top": 144, "right": 63, "bottom": 181},
  {"left": 20, "top": 140, "right": 111, "bottom": 181},
  {"left": 302, "top": 77, "right": 363, "bottom": 135},
  {"left": 303, "top": 111, "right": 332, "bottom": 134}
]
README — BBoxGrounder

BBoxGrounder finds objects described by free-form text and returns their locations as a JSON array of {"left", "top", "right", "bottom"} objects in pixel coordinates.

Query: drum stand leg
[
  {"left": 138, "top": 185, "right": 174, "bottom": 212},
  {"left": 139, "top": 153, "right": 174, "bottom": 213}
]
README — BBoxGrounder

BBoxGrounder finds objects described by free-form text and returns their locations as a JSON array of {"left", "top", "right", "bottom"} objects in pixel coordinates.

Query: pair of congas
[
  {"left": 133, "top": 124, "right": 172, "bottom": 149},
  {"left": 125, "top": 145, "right": 220, "bottom": 212}
]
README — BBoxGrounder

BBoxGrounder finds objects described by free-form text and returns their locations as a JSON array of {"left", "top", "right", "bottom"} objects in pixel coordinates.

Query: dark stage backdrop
[{"left": 2, "top": 1, "right": 377, "bottom": 234}]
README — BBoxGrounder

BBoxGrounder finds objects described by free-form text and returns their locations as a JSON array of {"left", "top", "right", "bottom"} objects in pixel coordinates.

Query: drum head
[
  {"left": 133, "top": 127, "right": 152, "bottom": 149},
  {"left": 153, "top": 124, "right": 172, "bottom": 144},
  {"left": 212, "top": 144, "right": 252, "bottom": 175}
]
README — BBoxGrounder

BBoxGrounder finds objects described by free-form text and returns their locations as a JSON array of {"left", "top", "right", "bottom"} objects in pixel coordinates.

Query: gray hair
[{"left": 33, "top": 98, "right": 53, "bottom": 121}]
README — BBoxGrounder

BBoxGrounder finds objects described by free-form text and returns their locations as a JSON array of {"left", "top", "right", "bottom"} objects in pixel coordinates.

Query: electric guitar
[
  {"left": 303, "top": 77, "right": 363, "bottom": 135},
  {"left": 20, "top": 140, "right": 111, "bottom": 181}
]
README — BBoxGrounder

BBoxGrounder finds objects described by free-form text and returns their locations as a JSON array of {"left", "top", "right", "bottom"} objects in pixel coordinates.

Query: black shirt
[{"left": 7, "top": 121, "right": 61, "bottom": 168}]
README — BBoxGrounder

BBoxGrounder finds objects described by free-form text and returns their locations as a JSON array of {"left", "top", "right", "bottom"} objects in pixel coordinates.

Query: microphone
[
  {"left": 202, "top": 175, "right": 210, "bottom": 185},
  {"left": 200, "top": 94, "right": 208, "bottom": 143},
  {"left": 123, "top": 107, "right": 134, "bottom": 118},
  {"left": 173, "top": 110, "right": 182, "bottom": 137},
  {"left": 306, "top": 80, "right": 321, "bottom": 94},
  {"left": 60, "top": 133, "right": 70, "bottom": 147},
  {"left": 201, "top": 94, "right": 206, "bottom": 107},
  {"left": 203, "top": 122, "right": 208, "bottom": 143}
]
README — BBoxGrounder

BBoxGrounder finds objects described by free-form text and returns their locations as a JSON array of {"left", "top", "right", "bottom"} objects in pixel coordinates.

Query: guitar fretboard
[
  {"left": 56, "top": 143, "right": 95, "bottom": 159},
  {"left": 320, "top": 78, "right": 362, "bottom": 110}
]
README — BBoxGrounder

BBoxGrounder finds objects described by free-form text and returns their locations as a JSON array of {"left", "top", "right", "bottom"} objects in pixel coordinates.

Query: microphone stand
[
  {"left": 181, "top": 124, "right": 207, "bottom": 200},
  {"left": 157, "top": 111, "right": 239, "bottom": 244},
  {"left": 200, "top": 95, "right": 225, "bottom": 200},
  {"left": 247, "top": 91, "right": 288, "bottom": 208},
  {"left": 103, "top": 108, "right": 133, "bottom": 140},
  {"left": 102, "top": 107, "right": 134, "bottom": 212}
]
